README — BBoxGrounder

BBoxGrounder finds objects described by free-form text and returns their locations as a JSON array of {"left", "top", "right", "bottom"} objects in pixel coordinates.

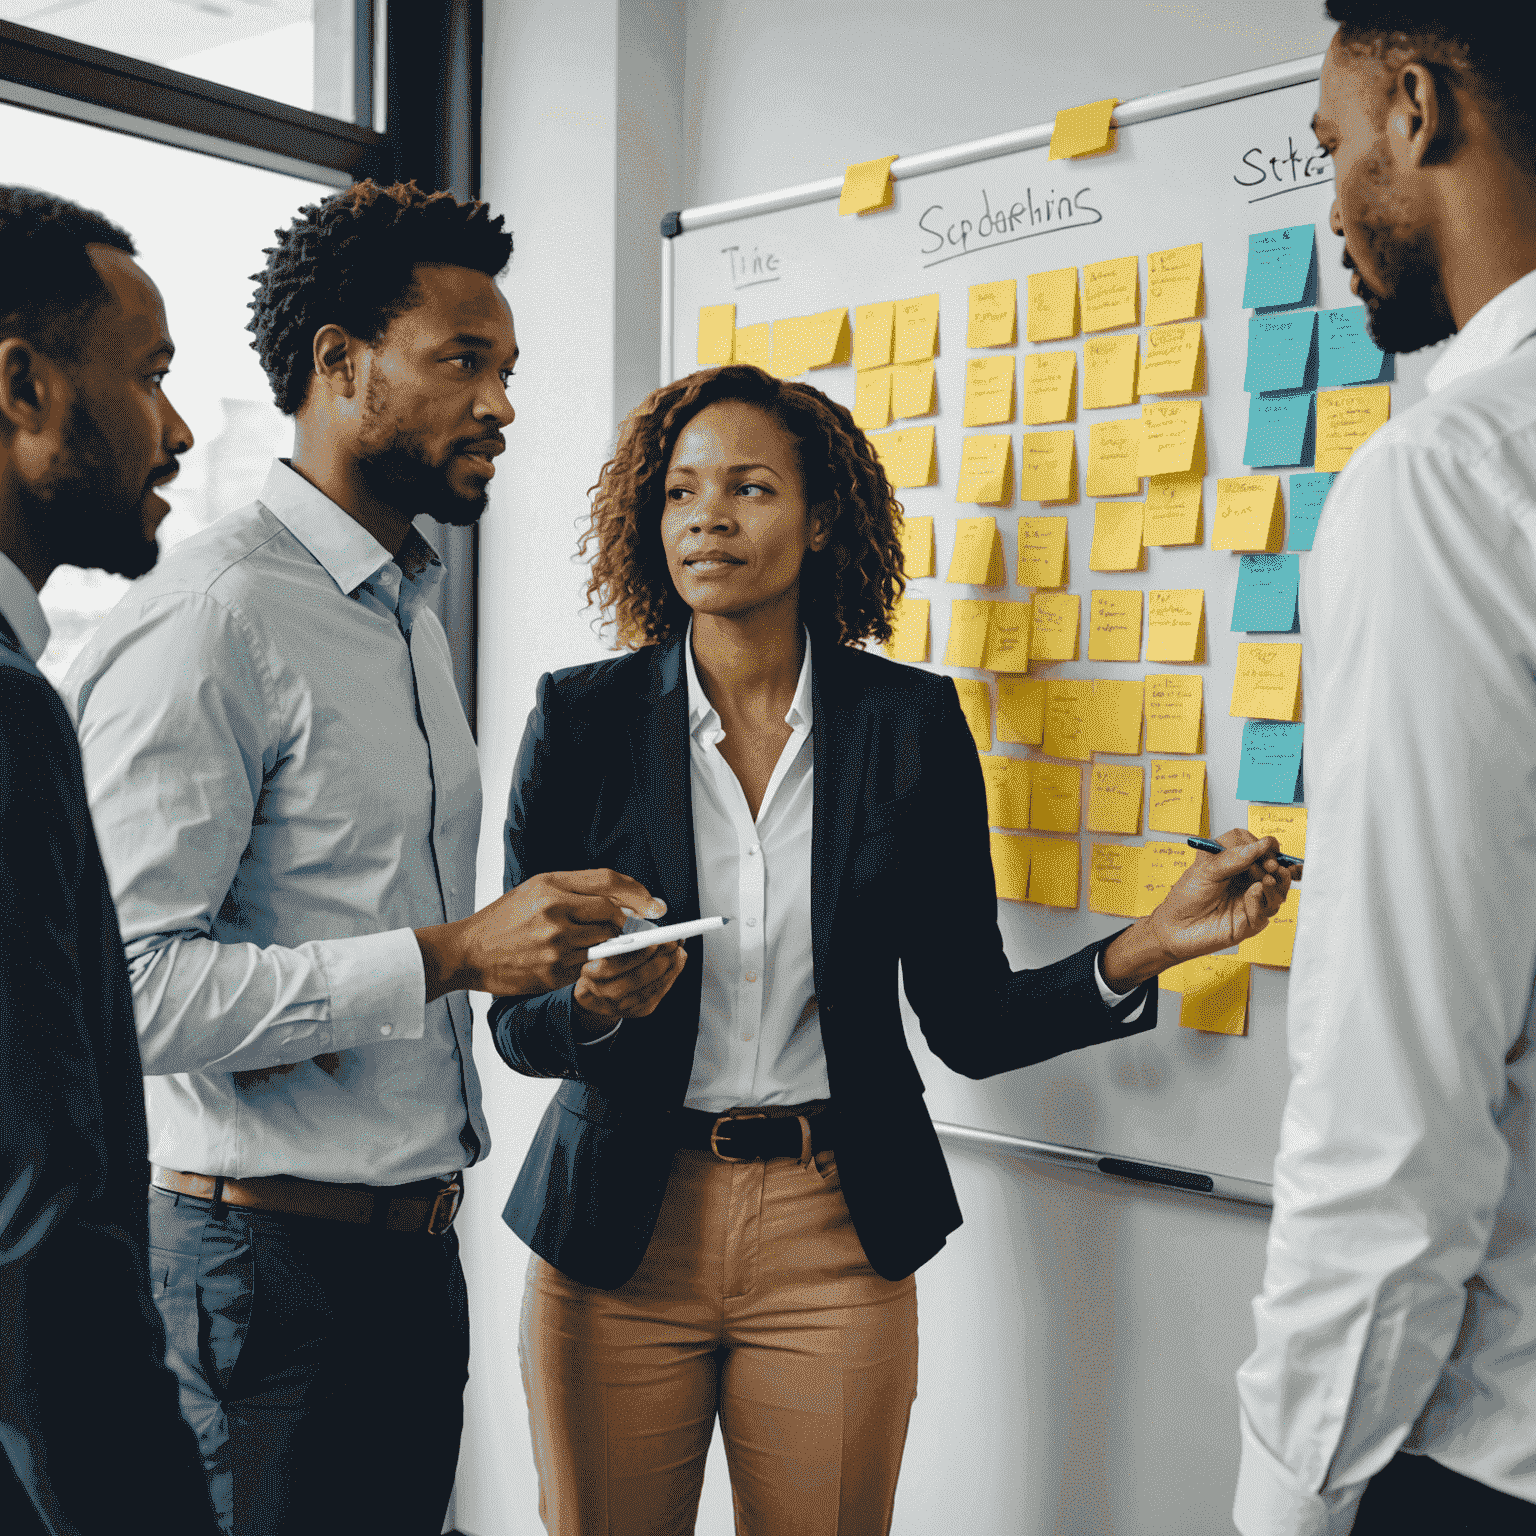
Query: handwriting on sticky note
[
  {"left": 1145, "top": 242, "right": 1203, "bottom": 325},
  {"left": 954, "top": 677, "right": 992, "bottom": 753},
  {"left": 1087, "top": 763, "right": 1145, "bottom": 835},
  {"left": 1230, "top": 643, "right": 1303, "bottom": 721},
  {"left": 1247, "top": 804, "right": 1307, "bottom": 859},
  {"left": 1245, "top": 311, "right": 1316, "bottom": 393},
  {"left": 955, "top": 439, "right": 1013, "bottom": 507},
  {"left": 979, "top": 754, "right": 1032, "bottom": 829},
  {"left": 854, "top": 302, "right": 895, "bottom": 370},
  {"left": 698, "top": 304, "right": 735, "bottom": 366},
  {"left": 1287, "top": 472, "right": 1335, "bottom": 550},
  {"left": 1138, "top": 401, "right": 1203, "bottom": 476},
  {"left": 899, "top": 515, "right": 933, "bottom": 577},
  {"left": 893, "top": 293, "right": 941, "bottom": 364},
  {"left": 1149, "top": 760, "right": 1207, "bottom": 836},
  {"left": 991, "top": 831, "right": 1031, "bottom": 901},
  {"left": 1088, "top": 589, "right": 1143, "bottom": 662},
  {"left": 1145, "top": 674, "right": 1203, "bottom": 754},
  {"left": 1089, "top": 844, "right": 1144, "bottom": 917},
  {"left": 1023, "top": 351, "right": 1077, "bottom": 425},
  {"left": 1244, "top": 393, "right": 1314, "bottom": 469},
  {"left": 1238, "top": 888, "right": 1299, "bottom": 968},
  {"left": 964, "top": 356, "right": 1015, "bottom": 426},
  {"left": 1146, "top": 589, "right": 1204, "bottom": 663},
  {"left": 1174, "top": 956, "right": 1249, "bottom": 1035},
  {"left": 1082, "top": 255, "right": 1138, "bottom": 332},
  {"left": 892, "top": 360, "right": 936, "bottom": 419},
  {"left": 1017, "top": 516, "right": 1068, "bottom": 588},
  {"left": 1089, "top": 678, "right": 1144, "bottom": 755},
  {"left": 1029, "top": 592, "right": 1080, "bottom": 661},
  {"left": 1236, "top": 720, "right": 1304, "bottom": 801},
  {"left": 1145, "top": 470, "right": 1202, "bottom": 545},
  {"left": 1050, "top": 98, "right": 1117, "bottom": 159},
  {"left": 1315, "top": 385, "right": 1390, "bottom": 472},
  {"left": 1027, "top": 266, "right": 1079, "bottom": 341},
  {"left": 1139, "top": 323, "right": 1203, "bottom": 395},
  {"left": 1232, "top": 554, "right": 1300, "bottom": 633},
  {"left": 967, "top": 279, "right": 1017, "bottom": 347},
  {"left": 1030, "top": 762, "right": 1083, "bottom": 832},
  {"left": 1083, "top": 334, "right": 1139, "bottom": 410},
  {"left": 1027, "top": 837, "right": 1080, "bottom": 909},
  {"left": 1214, "top": 477, "right": 1284, "bottom": 552},
  {"left": 1139, "top": 840, "right": 1198, "bottom": 916},
  {"left": 1318, "top": 305, "right": 1390, "bottom": 388},
  {"left": 1018, "top": 431, "right": 1076, "bottom": 503},
  {"left": 982, "top": 601, "right": 1033, "bottom": 673},
  {"left": 883, "top": 596, "right": 929, "bottom": 663},
  {"left": 1243, "top": 224, "right": 1315, "bottom": 309},
  {"left": 839, "top": 154, "right": 898, "bottom": 215},
  {"left": 998, "top": 677, "right": 1046, "bottom": 745},
  {"left": 1086, "top": 420, "right": 1141, "bottom": 497},
  {"left": 944, "top": 598, "right": 991, "bottom": 668},
  {"left": 868, "top": 424, "right": 935, "bottom": 488},
  {"left": 948, "top": 517, "right": 1002, "bottom": 584},
  {"left": 1042, "top": 679, "right": 1092, "bottom": 762},
  {"left": 853, "top": 368, "right": 892, "bottom": 430},
  {"left": 1090, "top": 502, "right": 1144, "bottom": 572}
]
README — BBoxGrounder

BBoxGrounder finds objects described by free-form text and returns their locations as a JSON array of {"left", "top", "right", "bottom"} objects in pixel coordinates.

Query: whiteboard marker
[{"left": 1186, "top": 835, "right": 1302, "bottom": 869}]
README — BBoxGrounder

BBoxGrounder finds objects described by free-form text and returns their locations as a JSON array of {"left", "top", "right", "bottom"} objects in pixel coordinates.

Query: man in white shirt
[
  {"left": 64, "top": 181, "right": 667, "bottom": 1536},
  {"left": 1234, "top": 8, "right": 1536, "bottom": 1533}
]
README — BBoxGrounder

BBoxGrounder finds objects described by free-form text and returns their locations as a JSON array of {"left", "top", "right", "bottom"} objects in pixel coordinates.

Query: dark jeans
[
  {"left": 148, "top": 1187, "right": 469, "bottom": 1536},
  {"left": 1355, "top": 1451, "right": 1535, "bottom": 1534}
]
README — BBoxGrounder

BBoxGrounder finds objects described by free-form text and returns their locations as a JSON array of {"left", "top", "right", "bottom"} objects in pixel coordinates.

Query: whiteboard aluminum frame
[{"left": 658, "top": 51, "right": 1324, "bottom": 383}]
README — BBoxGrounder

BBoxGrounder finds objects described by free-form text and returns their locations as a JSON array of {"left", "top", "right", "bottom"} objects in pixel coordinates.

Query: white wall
[{"left": 465, "top": 4, "right": 1335, "bottom": 1533}]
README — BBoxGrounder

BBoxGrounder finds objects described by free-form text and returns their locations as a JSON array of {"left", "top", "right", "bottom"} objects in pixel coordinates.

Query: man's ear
[
  {"left": 311, "top": 323, "right": 361, "bottom": 401},
  {"left": 1393, "top": 59, "right": 1460, "bottom": 169},
  {"left": 0, "top": 337, "right": 57, "bottom": 436}
]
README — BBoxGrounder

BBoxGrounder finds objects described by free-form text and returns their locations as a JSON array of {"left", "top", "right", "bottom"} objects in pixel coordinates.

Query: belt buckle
[
  {"left": 426, "top": 1180, "right": 462, "bottom": 1235},
  {"left": 709, "top": 1112, "right": 767, "bottom": 1163}
]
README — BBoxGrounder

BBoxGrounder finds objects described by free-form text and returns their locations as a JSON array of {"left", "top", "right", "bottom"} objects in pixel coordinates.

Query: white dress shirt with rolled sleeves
[
  {"left": 1233, "top": 269, "right": 1536, "bottom": 1534},
  {"left": 62, "top": 459, "right": 489, "bottom": 1186}
]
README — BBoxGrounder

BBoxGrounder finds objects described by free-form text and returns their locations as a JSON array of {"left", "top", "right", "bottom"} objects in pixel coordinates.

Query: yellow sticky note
[
  {"left": 991, "top": 831, "right": 1032, "bottom": 902},
  {"left": 1085, "top": 420, "right": 1142, "bottom": 497},
  {"left": 1145, "top": 674, "right": 1204, "bottom": 754},
  {"left": 1173, "top": 955, "right": 1250, "bottom": 1035},
  {"left": 963, "top": 356, "right": 1015, "bottom": 426},
  {"left": 947, "top": 516, "right": 1003, "bottom": 582},
  {"left": 967, "top": 279, "right": 1017, "bottom": 348},
  {"left": 980, "top": 754, "right": 1033, "bottom": 829},
  {"left": 899, "top": 515, "right": 934, "bottom": 578},
  {"left": 944, "top": 598, "right": 992, "bottom": 668},
  {"left": 855, "top": 302, "right": 896, "bottom": 370},
  {"left": 1083, "top": 334, "right": 1139, "bottom": 410},
  {"left": 1247, "top": 804, "right": 1307, "bottom": 860},
  {"left": 1017, "top": 515, "right": 1068, "bottom": 588},
  {"left": 954, "top": 678, "right": 992, "bottom": 753},
  {"left": 698, "top": 304, "right": 735, "bottom": 366},
  {"left": 883, "top": 595, "right": 930, "bottom": 663},
  {"left": 869, "top": 424, "right": 936, "bottom": 488},
  {"left": 1231, "top": 642, "right": 1303, "bottom": 721},
  {"left": 1139, "top": 401, "right": 1205, "bottom": 477},
  {"left": 804, "top": 308, "right": 851, "bottom": 368},
  {"left": 1146, "top": 589, "right": 1206, "bottom": 664},
  {"left": 1090, "top": 502, "right": 1144, "bottom": 572},
  {"left": 955, "top": 437, "right": 1013, "bottom": 507},
  {"left": 1082, "top": 255, "right": 1139, "bottom": 332},
  {"left": 1214, "top": 477, "right": 1284, "bottom": 552},
  {"left": 1145, "top": 471, "right": 1203, "bottom": 546},
  {"left": 1087, "top": 763, "right": 1145, "bottom": 834},
  {"left": 1316, "top": 385, "right": 1391, "bottom": 471},
  {"left": 1027, "top": 267, "right": 1080, "bottom": 342},
  {"left": 893, "top": 293, "right": 941, "bottom": 364},
  {"left": 1050, "top": 97, "right": 1118, "bottom": 159},
  {"left": 1238, "top": 887, "right": 1300, "bottom": 968},
  {"left": 1139, "top": 840, "right": 1198, "bottom": 916},
  {"left": 1042, "top": 679, "right": 1092, "bottom": 762},
  {"left": 734, "top": 322, "right": 771, "bottom": 370},
  {"left": 1018, "top": 431, "right": 1076, "bottom": 503},
  {"left": 839, "top": 154, "right": 898, "bottom": 215},
  {"left": 982, "top": 601, "right": 1033, "bottom": 673},
  {"left": 1030, "top": 592, "right": 1080, "bottom": 661},
  {"left": 1088, "top": 589, "right": 1143, "bottom": 662},
  {"left": 1089, "top": 843, "right": 1145, "bottom": 917},
  {"left": 997, "top": 677, "right": 1046, "bottom": 745},
  {"left": 1089, "top": 678, "right": 1144, "bottom": 754},
  {"left": 853, "top": 367, "right": 893, "bottom": 430},
  {"left": 1023, "top": 351, "right": 1077, "bottom": 425},
  {"left": 892, "top": 360, "right": 936, "bottom": 419},
  {"left": 1149, "top": 760, "right": 1208, "bottom": 836},
  {"left": 769, "top": 314, "right": 813, "bottom": 378},
  {"left": 1027, "top": 837, "right": 1081, "bottom": 908},
  {"left": 1138, "top": 323, "right": 1204, "bottom": 395},
  {"left": 1146, "top": 243, "right": 1204, "bottom": 326},
  {"left": 1030, "top": 764, "right": 1083, "bottom": 832}
]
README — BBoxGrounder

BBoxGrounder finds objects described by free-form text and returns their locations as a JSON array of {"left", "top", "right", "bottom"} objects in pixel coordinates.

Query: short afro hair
[
  {"left": 581, "top": 364, "right": 907, "bottom": 650},
  {"left": 0, "top": 185, "right": 136, "bottom": 367},
  {"left": 247, "top": 180, "right": 514, "bottom": 415},
  {"left": 1325, "top": 3, "right": 1536, "bottom": 169}
]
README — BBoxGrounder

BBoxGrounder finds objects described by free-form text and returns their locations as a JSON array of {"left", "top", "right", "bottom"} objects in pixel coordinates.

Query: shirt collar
[
  {"left": 1425, "top": 267, "right": 1536, "bottom": 394},
  {"left": 683, "top": 619, "right": 815, "bottom": 738},
  {"left": 255, "top": 459, "right": 444, "bottom": 605},
  {"left": 0, "top": 550, "right": 51, "bottom": 663}
]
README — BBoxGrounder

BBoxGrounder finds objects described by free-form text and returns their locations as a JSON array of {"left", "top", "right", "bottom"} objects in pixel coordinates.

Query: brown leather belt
[
  {"left": 674, "top": 1105, "right": 834, "bottom": 1163},
  {"left": 152, "top": 1167, "right": 463, "bottom": 1235}
]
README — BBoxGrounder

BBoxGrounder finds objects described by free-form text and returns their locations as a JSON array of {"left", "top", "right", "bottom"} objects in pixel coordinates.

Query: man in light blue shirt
[{"left": 64, "top": 181, "right": 664, "bottom": 1536}]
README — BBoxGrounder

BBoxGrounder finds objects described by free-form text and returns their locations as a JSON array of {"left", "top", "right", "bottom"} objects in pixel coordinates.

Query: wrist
[
  {"left": 571, "top": 987, "right": 618, "bottom": 1041},
  {"left": 415, "top": 920, "right": 471, "bottom": 1005},
  {"left": 1101, "top": 918, "right": 1176, "bottom": 992}
]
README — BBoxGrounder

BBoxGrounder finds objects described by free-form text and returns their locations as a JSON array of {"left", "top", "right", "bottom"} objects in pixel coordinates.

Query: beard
[
  {"left": 1344, "top": 137, "right": 1457, "bottom": 355},
  {"left": 18, "top": 393, "right": 162, "bottom": 580},
  {"left": 355, "top": 373, "right": 490, "bottom": 529}
]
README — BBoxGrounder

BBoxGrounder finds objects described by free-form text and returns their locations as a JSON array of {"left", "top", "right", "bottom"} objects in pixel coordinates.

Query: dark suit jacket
[
  {"left": 489, "top": 635, "right": 1156, "bottom": 1288},
  {"left": 0, "top": 611, "right": 216, "bottom": 1534}
]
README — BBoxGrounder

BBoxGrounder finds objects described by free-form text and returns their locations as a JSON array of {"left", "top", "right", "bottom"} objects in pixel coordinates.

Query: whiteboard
[{"left": 663, "top": 60, "right": 1438, "bottom": 1185}]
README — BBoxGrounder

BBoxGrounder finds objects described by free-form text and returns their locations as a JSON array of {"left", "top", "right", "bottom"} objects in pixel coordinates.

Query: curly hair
[
  {"left": 582, "top": 364, "right": 907, "bottom": 649},
  {"left": 247, "top": 180, "right": 514, "bottom": 415}
]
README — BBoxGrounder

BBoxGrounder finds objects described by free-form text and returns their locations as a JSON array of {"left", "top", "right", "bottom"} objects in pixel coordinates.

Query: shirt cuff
[
  {"left": 1094, "top": 951, "right": 1147, "bottom": 1021},
  {"left": 1233, "top": 1415, "right": 1365, "bottom": 1536},
  {"left": 578, "top": 1016, "right": 624, "bottom": 1045},
  {"left": 323, "top": 928, "right": 430, "bottom": 1048}
]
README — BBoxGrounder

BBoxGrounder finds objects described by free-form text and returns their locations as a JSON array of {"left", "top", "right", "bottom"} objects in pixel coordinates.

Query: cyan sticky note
[
  {"left": 1317, "top": 305, "right": 1393, "bottom": 386},
  {"left": 1232, "top": 554, "right": 1301, "bottom": 633},
  {"left": 1245, "top": 312, "right": 1317, "bottom": 393},
  {"left": 1245, "top": 392, "right": 1314, "bottom": 468},
  {"left": 1237, "top": 720, "right": 1304, "bottom": 803},
  {"left": 1244, "top": 225, "right": 1316, "bottom": 309},
  {"left": 1288, "top": 472, "right": 1335, "bottom": 550}
]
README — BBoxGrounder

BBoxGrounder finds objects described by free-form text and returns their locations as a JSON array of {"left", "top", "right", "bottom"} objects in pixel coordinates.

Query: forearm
[
  {"left": 490, "top": 985, "right": 618, "bottom": 1080},
  {"left": 1099, "top": 916, "right": 1179, "bottom": 991}
]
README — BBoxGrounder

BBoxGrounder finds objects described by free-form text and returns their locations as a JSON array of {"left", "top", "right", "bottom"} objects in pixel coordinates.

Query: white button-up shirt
[
  {"left": 62, "top": 459, "right": 489, "bottom": 1186},
  {"left": 0, "top": 551, "right": 50, "bottom": 663},
  {"left": 1234, "top": 269, "right": 1536, "bottom": 1533}
]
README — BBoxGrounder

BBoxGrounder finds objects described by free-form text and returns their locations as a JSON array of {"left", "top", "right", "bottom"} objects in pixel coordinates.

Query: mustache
[{"left": 144, "top": 457, "right": 182, "bottom": 493}]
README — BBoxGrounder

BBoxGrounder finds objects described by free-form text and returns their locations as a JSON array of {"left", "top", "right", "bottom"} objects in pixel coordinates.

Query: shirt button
[
  {"left": 747, "top": 844, "right": 760, "bottom": 857},
  {"left": 745, "top": 971, "right": 758, "bottom": 983},
  {"left": 743, "top": 1032, "right": 754, "bottom": 1042},
  {"left": 380, "top": 1024, "right": 393, "bottom": 1037},
  {"left": 745, "top": 916, "right": 757, "bottom": 927}
]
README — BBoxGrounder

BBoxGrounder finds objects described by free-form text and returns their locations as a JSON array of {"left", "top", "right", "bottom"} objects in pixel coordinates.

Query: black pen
[{"left": 1186, "top": 834, "right": 1303, "bottom": 868}]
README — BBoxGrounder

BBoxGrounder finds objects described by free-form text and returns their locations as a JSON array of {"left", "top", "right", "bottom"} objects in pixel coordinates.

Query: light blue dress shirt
[{"left": 62, "top": 459, "right": 489, "bottom": 1186}]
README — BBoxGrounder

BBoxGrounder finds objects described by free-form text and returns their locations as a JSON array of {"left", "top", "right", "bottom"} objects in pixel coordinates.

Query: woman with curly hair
[{"left": 489, "top": 363, "right": 1295, "bottom": 1535}]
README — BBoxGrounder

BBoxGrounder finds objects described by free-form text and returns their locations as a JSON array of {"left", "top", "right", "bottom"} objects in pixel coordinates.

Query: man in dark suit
[{"left": 0, "top": 185, "right": 217, "bottom": 1533}]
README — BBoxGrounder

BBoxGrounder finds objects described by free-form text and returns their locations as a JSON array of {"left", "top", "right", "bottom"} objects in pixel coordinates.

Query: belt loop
[
  {"left": 210, "top": 1176, "right": 226, "bottom": 1218},
  {"left": 796, "top": 1114, "right": 813, "bottom": 1168}
]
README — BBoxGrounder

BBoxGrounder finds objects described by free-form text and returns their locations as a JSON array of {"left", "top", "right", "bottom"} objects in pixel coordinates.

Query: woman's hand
[
  {"left": 572, "top": 942, "right": 688, "bottom": 1037},
  {"left": 1100, "top": 831, "right": 1299, "bottom": 990}
]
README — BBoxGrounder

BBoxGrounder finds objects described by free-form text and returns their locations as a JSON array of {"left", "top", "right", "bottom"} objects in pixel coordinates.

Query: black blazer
[
  {"left": 490, "top": 636, "right": 1156, "bottom": 1288},
  {"left": 0, "top": 614, "right": 216, "bottom": 1532}
]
